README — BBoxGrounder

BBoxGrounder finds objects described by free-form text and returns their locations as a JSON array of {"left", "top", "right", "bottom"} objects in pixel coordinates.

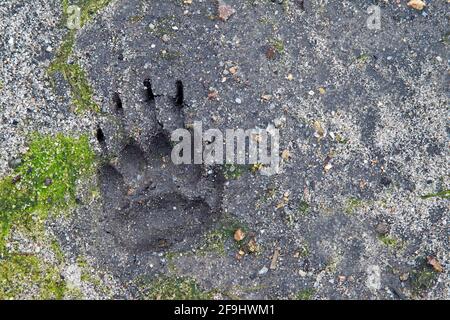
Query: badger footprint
[{"left": 97, "top": 80, "right": 223, "bottom": 253}]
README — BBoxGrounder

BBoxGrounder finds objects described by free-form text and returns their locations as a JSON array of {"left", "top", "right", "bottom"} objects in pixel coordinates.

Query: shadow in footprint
[{"left": 97, "top": 80, "right": 223, "bottom": 254}]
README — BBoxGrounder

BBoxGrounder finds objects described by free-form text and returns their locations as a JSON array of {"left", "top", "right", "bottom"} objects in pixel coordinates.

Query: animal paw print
[{"left": 96, "top": 80, "right": 223, "bottom": 252}]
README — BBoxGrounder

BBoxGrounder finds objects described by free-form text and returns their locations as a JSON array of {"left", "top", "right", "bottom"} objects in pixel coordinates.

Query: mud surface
[{"left": 1, "top": 0, "right": 449, "bottom": 299}]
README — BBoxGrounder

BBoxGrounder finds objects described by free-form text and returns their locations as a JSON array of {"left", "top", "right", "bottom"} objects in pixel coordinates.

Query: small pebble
[
  {"left": 375, "top": 222, "right": 390, "bottom": 236},
  {"left": 44, "top": 178, "right": 53, "bottom": 186},
  {"left": 8, "top": 158, "right": 22, "bottom": 169},
  {"left": 162, "top": 34, "right": 170, "bottom": 42},
  {"left": 380, "top": 176, "right": 392, "bottom": 187},
  {"left": 258, "top": 266, "right": 269, "bottom": 275}
]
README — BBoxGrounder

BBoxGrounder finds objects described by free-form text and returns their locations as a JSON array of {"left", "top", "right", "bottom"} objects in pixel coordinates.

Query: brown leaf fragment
[
  {"left": 234, "top": 228, "right": 246, "bottom": 241},
  {"left": 407, "top": 0, "right": 426, "bottom": 10},
  {"left": 313, "top": 120, "right": 326, "bottom": 140},
  {"left": 281, "top": 149, "right": 291, "bottom": 161},
  {"left": 266, "top": 46, "right": 276, "bottom": 60},
  {"left": 229, "top": 66, "right": 238, "bottom": 75},
  {"left": 218, "top": 1, "right": 236, "bottom": 21},
  {"left": 427, "top": 256, "right": 444, "bottom": 273},
  {"left": 324, "top": 163, "right": 333, "bottom": 172},
  {"left": 247, "top": 238, "right": 258, "bottom": 253},
  {"left": 270, "top": 247, "right": 280, "bottom": 270},
  {"left": 208, "top": 89, "right": 219, "bottom": 100},
  {"left": 276, "top": 191, "right": 290, "bottom": 209},
  {"left": 399, "top": 273, "right": 409, "bottom": 281}
]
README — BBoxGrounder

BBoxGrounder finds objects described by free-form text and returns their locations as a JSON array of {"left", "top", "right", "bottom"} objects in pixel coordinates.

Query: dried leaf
[
  {"left": 208, "top": 90, "right": 219, "bottom": 100},
  {"left": 427, "top": 256, "right": 444, "bottom": 273},
  {"left": 399, "top": 273, "right": 409, "bottom": 281},
  {"left": 247, "top": 238, "right": 258, "bottom": 253},
  {"left": 276, "top": 192, "right": 290, "bottom": 209},
  {"left": 229, "top": 66, "right": 238, "bottom": 75},
  {"left": 407, "top": 0, "right": 426, "bottom": 10},
  {"left": 324, "top": 163, "right": 333, "bottom": 172},
  {"left": 234, "top": 228, "right": 246, "bottom": 241},
  {"left": 313, "top": 120, "right": 326, "bottom": 140},
  {"left": 218, "top": 2, "right": 236, "bottom": 21},
  {"left": 270, "top": 248, "right": 280, "bottom": 270},
  {"left": 281, "top": 149, "right": 291, "bottom": 161},
  {"left": 266, "top": 46, "right": 276, "bottom": 60},
  {"left": 275, "top": 202, "right": 285, "bottom": 209}
]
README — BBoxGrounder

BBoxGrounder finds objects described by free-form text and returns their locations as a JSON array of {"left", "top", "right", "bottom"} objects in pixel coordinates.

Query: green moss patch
[
  {"left": 269, "top": 37, "right": 285, "bottom": 54},
  {"left": 411, "top": 260, "right": 440, "bottom": 297},
  {"left": 222, "top": 164, "right": 248, "bottom": 180},
  {"left": 0, "top": 254, "right": 67, "bottom": 300},
  {"left": 199, "top": 216, "right": 249, "bottom": 255},
  {"left": 378, "top": 235, "right": 404, "bottom": 250},
  {"left": 298, "top": 200, "right": 310, "bottom": 214},
  {"left": 0, "top": 134, "right": 94, "bottom": 299},
  {"left": 48, "top": 0, "right": 113, "bottom": 113},
  {"left": 344, "top": 197, "right": 363, "bottom": 215},
  {"left": 200, "top": 229, "right": 228, "bottom": 255},
  {"left": 48, "top": 33, "right": 98, "bottom": 113},
  {"left": 145, "top": 276, "right": 212, "bottom": 300},
  {"left": 356, "top": 53, "right": 370, "bottom": 64},
  {"left": 295, "top": 288, "right": 315, "bottom": 300},
  {"left": 0, "top": 134, "right": 95, "bottom": 251},
  {"left": 148, "top": 15, "right": 177, "bottom": 37}
]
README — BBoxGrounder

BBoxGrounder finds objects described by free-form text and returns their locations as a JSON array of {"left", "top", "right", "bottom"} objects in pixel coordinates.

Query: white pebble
[{"left": 258, "top": 267, "right": 269, "bottom": 275}]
